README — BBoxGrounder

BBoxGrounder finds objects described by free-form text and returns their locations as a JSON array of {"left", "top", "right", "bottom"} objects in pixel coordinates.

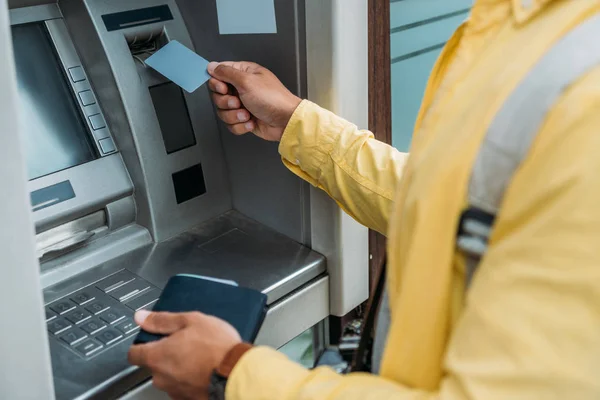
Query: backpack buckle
[{"left": 457, "top": 207, "right": 495, "bottom": 258}]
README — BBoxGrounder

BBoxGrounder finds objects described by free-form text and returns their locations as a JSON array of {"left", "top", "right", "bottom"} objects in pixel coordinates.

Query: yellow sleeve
[
  {"left": 227, "top": 84, "right": 600, "bottom": 399},
  {"left": 278, "top": 100, "right": 408, "bottom": 235}
]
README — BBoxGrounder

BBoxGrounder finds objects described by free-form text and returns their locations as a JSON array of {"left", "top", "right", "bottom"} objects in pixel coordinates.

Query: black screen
[
  {"left": 11, "top": 23, "right": 97, "bottom": 181},
  {"left": 149, "top": 82, "right": 197, "bottom": 154}
]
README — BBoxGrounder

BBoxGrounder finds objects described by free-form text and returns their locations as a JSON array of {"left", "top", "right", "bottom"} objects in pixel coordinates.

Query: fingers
[
  {"left": 135, "top": 311, "right": 188, "bottom": 335},
  {"left": 227, "top": 121, "right": 255, "bottom": 135},
  {"left": 216, "top": 108, "right": 251, "bottom": 125},
  {"left": 211, "top": 93, "right": 241, "bottom": 110},
  {"left": 207, "top": 78, "right": 229, "bottom": 95}
]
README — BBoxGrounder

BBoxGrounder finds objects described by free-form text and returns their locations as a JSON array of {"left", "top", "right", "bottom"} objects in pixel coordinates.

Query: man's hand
[
  {"left": 207, "top": 61, "right": 302, "bottom": 141},
  {"left": 128, "top": 310, "right": 241, "bottom": 400}
]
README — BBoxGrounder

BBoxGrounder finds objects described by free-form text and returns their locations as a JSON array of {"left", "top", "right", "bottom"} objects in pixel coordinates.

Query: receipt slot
[{"left": 1, "top": 0, "right": 368, "bottom": 399}]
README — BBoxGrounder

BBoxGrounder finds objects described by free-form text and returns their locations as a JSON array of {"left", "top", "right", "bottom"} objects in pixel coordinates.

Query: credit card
[{"left": 145, "top": 40, "right": 211, "bottom": 93}]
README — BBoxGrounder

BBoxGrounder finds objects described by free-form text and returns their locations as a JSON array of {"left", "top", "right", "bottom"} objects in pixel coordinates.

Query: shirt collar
[{"left": 511, "top": 0, "right": 558, "bottom": 23}]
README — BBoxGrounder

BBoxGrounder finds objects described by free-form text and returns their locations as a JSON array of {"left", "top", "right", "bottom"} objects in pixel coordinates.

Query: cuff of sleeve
[
  {"left": 226, "top": 346, "right": 311, "bottom": 400},
  {"left": 278, "top": 100, "right": 339, "bottom": 186}
]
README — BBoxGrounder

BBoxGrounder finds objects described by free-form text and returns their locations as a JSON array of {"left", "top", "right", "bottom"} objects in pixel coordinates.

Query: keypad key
[
  {"left": 96, "top": 328, "right": 123, "bottom": 346},
  {"left": 80, "top": 319, "right": 107, "bottom": 335},
  {"left": 96, "top": 270, "right": 135, "bottom": 293},
  {"left": 74, "top": 339, "right": 103, "bottom": 357},
  {"left": 85, "top": 301, "right": 109, "bottom": 315},
  {"left": 48, "top": 318, "right": 72, "bottom": 335},
  {"left": 71, "top": 291, "right": 95, "bottom": 305},
  {"left": 108, "top": 279, "right": 151, "bottom": 302},
  {"left": 59, "top": 328, "right": 87, "bottom": 346},
  {"left": 65, "top": 309, "right": 92, "bottom": 325},
  {"left": 115, "top": 319, "right": 139, "bottom": 335},
  {"left": 50, "top": 300, "right": 76, "bottom": 315},
  {"left": 45, "top": 308, "right": 57, "bottom": 322},
  {"left": 100, "top": 309, "right": 126, "bottom": 325}
]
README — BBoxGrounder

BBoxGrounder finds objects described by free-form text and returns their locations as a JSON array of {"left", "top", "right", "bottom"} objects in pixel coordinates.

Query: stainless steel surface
[
  {"left": 8, "top": 3, "right": 60, "bottom": 24},
  {"left": 105, "top": 196, "right": 136, "bottom": 231},
  {"left": 0, "top": 1, "right": 55, "bottom": 398},
  {"left": 29, "top": 154, "right": 133, "bottom": 233},
  {"left": 41, "top": 224, "right": 153, "bottom": 288},
  {"left": 36, "top": 210, "right": 106, "bottom": 259},
  {"left": 43, "top": 211, "right": 326, "bottom": 305},
  {"left": 256, "top": 276, "right": 329, "bottom": 348},
  {"left": 42, "top": 211, "right": 325, "bottom": 399}
]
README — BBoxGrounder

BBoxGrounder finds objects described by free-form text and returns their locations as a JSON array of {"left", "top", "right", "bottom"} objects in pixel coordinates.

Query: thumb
[
  {"left": 208, "top": 61, "right": 253, "bottom": 89},
  {"left": 135, "top": 311, "right": 188, "bottom": 335}
]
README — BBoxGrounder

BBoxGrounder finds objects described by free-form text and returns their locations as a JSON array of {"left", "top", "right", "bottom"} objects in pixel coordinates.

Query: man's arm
[
  {"left": 225, "top": 75, "right": 600, "bottom": 400},
  {"left": 207, "top": 62, "right": 407, "bottom": 235}
]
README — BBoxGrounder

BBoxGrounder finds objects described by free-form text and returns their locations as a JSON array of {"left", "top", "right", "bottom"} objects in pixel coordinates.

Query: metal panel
[
  {"left": 9, "top": 3, "right": 60, "bottom": 24},
  {"left": 176, "top": 0, "right": 310, "bottom": 244},
  {"left": 29, "top": 154, "right": 133, "bottom": 233},
  {"left": 305, "top": 0, "right": 369, "bottom": 316},
  {"left": 0, "top": 0, "right": 55, "bottom": 398}
]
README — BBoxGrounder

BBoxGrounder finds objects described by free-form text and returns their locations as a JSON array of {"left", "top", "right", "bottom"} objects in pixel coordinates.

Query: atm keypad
[
  {"left": 96, "top": 328, "right": 123, "bottom": 346},
  {"left": 75, "top": 340, "right": 103, "bottom": 357},
  {"left": 48, "top": 318, "right": 72, "bottom": 335},
  {"left": 65, "top": 309, "right": 92, "bottom": 325},
  {"left": 50, "top": 300, "right": 76, "bottom": 315},
  {"left": 45, "top": 270, "right": 160, "bottom": 359},
  {"left": 100, "top": 309, "right": 126, "bottom": 325},
  {"left": 85, "top": 301, "right": 110, "bottom": 315},
  {"left": 71, "top": 291, "right": 95, "bottom": 305},
  {"left": 59, "top": 328, "right": 87, "bottom": 346}
]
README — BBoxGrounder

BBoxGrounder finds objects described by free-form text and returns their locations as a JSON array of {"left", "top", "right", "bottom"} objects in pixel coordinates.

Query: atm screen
[{"left": 11, "top": 23, "right": 97, "bottom": 181}]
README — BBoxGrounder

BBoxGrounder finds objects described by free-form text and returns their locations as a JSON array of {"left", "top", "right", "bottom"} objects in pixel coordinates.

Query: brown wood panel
[{"left": 368, "top": 0, "right": 391, "bottom": 290}]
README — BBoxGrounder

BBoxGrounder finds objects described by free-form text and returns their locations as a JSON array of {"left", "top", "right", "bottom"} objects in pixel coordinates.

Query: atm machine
[{"left": 0, "top": 0, "right": 368, "bottom": 399}]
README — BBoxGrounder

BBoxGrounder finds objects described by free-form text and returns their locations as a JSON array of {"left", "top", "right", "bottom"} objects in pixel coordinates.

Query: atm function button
[
  {"left": 109, "top": 279, "right": 151, "bottom": 302},
  {"left": 68, "top": 66, "right": 86, "bottom": 83},
  {"left": 80, "top": 319, "right": 107, "bottom": 335},
  {"left": 78, "top": 90, "right": 96, "bottom": 106},
  {"left": 115, "top": 319, "right": 139, "bottom": 335},
  {"left": 88, "top": 113, "right": 106, "bottom": 130},
  {"left": 96, "top": 328, "right": 123, "bottom": 346},
  {"left": 71, "top": 291, "right": 95, "bottom": 305},
  {"left": 48, "top": 318, "right": 72, "bottom": 335},
  {"left": 45, "top": 308, "right": 57, "bottom": 322},
  {"left": 65, "top": 309, "right": 92, "bottom": 325},
  {"left": 100, "top": 309, "right": 126, "bottom": 325},
  {"left": 50, "top": 300, "right": 76, "bottom": 315},
  {"left": 85, "top": 301, "right": 110, "bottom": 315},
  {"left": 59, "top": 328, "right": 87, "bottom": 346},
  {"left": 98, "top": 137, "right": 116, "bottom": 154},
  {"left": 75, "top": 339, "right": 103, "bottom": 357},
  {"left": 96, "top": 270, "right": 136, "bottom": 293}
]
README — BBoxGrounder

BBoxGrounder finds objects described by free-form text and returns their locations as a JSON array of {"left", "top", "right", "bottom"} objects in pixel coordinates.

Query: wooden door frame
[{"left": 368, "top": 0, "right": 391, "bottom": 290}]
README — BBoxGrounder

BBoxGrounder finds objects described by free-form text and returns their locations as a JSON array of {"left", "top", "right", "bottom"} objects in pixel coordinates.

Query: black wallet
[{"left": 134, "top": 274, "right": 268, "bottom": 344}]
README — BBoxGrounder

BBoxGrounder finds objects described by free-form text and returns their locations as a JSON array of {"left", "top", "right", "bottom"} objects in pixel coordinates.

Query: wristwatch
[{"left": 208, "top": 343, "right": 253, "bottom": 400}]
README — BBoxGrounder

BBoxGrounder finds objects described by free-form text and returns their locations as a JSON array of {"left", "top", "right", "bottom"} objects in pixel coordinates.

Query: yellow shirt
[{"left": 227, "top": 1, "right": 600, "bottom": 398}]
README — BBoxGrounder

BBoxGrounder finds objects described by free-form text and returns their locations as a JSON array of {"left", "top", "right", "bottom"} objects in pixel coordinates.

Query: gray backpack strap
[{"left": 457, "top": 13, "right": 600, "bottom": 288}]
